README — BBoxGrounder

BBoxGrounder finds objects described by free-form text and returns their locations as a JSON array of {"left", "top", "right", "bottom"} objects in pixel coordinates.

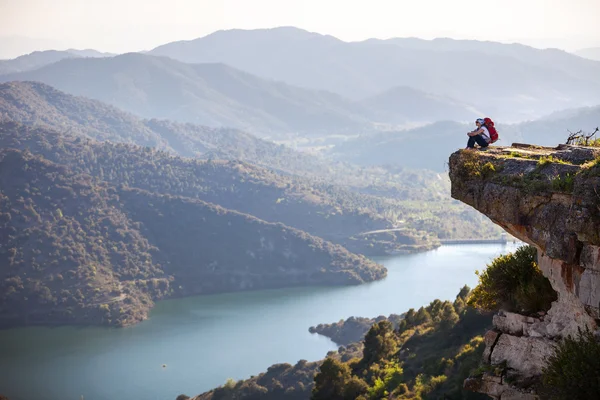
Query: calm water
[{"left": 0, "top": 243, "right": 519, "bottom": 400}]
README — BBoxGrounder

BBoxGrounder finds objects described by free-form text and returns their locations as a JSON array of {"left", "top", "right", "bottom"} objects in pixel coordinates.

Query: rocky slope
[{"left": 449, "top": 144, "right": 600, "bottom": 399}]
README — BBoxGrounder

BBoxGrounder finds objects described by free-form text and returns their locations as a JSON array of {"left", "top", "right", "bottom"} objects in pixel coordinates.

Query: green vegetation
[
  {"left": 309, "top": 314, "right": 404, "bottom": 346},
  {"left": 467, "top": 246, "right": 557, "bottom": 315},
  {"left": 454, "top": 150, "right": 500, "bottom": 182},
  {"left": 536, "top": 155, "right": 571, "bottom": 167},
  {"left": 505, "top": 151, "right": 534, "bottom": 159},
  {"left": 0, "top": 120, "right": 500, "bottom": 249},
  {"left": 186, "top": 286, "right": 494, "bottom": 400},
  {"left": 0, "top": 147, "right": 384, "bottom": 328},
  {"left": 309, "top": 287, "right": 492, "bottom": 400},
  {"left": 456, "top": 151, "right": 580, "bottom": 194},
  {"left": 580, "top": 156, "right": 600, "bottom": 177},
  {"left": 542, "top": 328, "right": 600, "bottom": 400},
  {"left": 550, "top": 173, "right": 574, "bottom": 192},
  {"left": 200, "top": 359, "right": 329, "bottom": 400}
]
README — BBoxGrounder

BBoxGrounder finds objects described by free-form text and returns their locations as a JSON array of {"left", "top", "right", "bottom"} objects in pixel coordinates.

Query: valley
[{"left": 1, "top": 19, "right": 599, "bottom": 400}]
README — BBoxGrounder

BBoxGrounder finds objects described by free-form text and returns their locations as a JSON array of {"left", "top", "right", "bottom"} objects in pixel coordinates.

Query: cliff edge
[{"left": 449, "top": 144, "right": 600, "bottom": 399}]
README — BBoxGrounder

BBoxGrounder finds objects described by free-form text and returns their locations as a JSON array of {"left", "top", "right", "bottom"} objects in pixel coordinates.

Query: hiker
[{"left": 466, "top": 118, "right": 491, "bottom": 149}]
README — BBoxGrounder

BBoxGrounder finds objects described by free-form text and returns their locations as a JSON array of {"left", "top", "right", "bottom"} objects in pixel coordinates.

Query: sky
[{"left": 1, "top": 0, "right": 600, "bottom": 57}]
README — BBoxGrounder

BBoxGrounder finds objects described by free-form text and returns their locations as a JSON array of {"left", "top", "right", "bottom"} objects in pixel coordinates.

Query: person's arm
[{"left": 467, "top": 128, "right": 484, "bottom": 137}]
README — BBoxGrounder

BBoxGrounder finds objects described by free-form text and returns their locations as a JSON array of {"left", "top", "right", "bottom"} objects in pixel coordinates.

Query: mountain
[
  {"left": 0, "top": 81, "right": 448, "bottom": 195},
  {"left": 149, "top": 27, "right": 600, "bottom": 121},
  {"left": 0, "top": 82, "right": 501, "bottom": 243},
  {"left": 327, "top": 121, "right": 520, "bottom": 171},
  {"left": 64, "top": 49, "right": 115, "bottom": 58},
  {"left": 0, "top": 80, "right": 306, "bottom": 161},
  {"left": 0, "top": 58, "right": 483, "bottom": 134},
  {"left": 0, "top": 49, "right": 112, "bottom": 76},
  {"left": 0, "top": 53, "right": 373, "bottom": 136},
  {"left": 0, "top": 50, "right": 78, "bottom": 75},
  {"left": 574, "top": 47, "right": 600, "bottom": 61},
  {"left": 514, "top": 105, "right": 600, "bottom": 146},
  {"left": 0, "top": 147, "right": 385, "bottom": 328},
  {"left": 374, "top": 37, "right": 600, "bottom": 83},
  {"left": 0, "top": 121, "right": 450, "bottom": 255},
  {"left": 360, "top": 86, "right": 482, "bottom": 124},
  {"left": 329, "top": 102, "right": 599, "bottom": 170}
]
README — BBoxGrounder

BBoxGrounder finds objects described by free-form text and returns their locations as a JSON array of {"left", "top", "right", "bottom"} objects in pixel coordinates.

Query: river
[{"left": 0, "top": 243, "right": 520, "bottom": 400}]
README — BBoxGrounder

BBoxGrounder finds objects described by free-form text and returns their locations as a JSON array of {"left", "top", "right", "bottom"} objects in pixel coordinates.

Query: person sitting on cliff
[{"left": 466, "top": 118, "right": 490, "bottom": 150}]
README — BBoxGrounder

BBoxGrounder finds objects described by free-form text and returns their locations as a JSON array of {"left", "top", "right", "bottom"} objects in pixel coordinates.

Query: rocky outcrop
[{"left": 449, "top": 144, "right": 600, "bottom": 399}]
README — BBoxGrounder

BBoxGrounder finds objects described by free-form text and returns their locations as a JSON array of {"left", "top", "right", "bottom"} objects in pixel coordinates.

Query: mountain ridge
[
  {"left": 148, "top": 27, "right": 600, "bottom": 121},
  {"left": 0, "top": 55, "right": 484, "bottom": 135},
  {"left": 0, "top": 146, "right": 386, "bottom": 328}
]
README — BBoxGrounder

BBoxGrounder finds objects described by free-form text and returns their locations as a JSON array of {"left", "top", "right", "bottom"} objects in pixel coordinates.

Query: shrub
[
  {"left": 550, "top": 173, "right": 574, "bottom": 192},
  {"left": 467, "top": 245, "right": 557, "bottom": 314},
  {"left": 312, "top": 358, "right": 367, "bottom": 400},
  {"left": 542, "top": 328, "right": 600, "bottom": 400}
]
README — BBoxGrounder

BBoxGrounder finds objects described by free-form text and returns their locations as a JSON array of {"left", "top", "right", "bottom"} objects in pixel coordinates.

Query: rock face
[{"left": 449, "top": 144, "right": 600, "bottom": 399}]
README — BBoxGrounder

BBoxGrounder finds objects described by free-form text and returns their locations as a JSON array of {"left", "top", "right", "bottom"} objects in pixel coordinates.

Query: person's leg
[
  {"left": 474, "top": 134, "right": 489, "bottom": 148},
  {"left": 466, "top": 136, "right": 476, "bottom": 148}
]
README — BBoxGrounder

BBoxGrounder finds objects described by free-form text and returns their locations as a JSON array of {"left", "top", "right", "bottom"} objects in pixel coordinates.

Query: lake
[{"left": 0, "top": 243, "right": 520, "bottom": 400}]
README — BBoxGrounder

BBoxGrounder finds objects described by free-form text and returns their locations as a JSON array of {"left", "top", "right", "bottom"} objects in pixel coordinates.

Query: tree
[
  {"left": 438, "top": 302, "right": 460, "bottom": 331},
  {"left": 468, "top": 245, "right": 556, "bottom": 314},
  {"left": 312, "top": 358, "right": 367, "bottom": 400},
  {"left": 543, "top": 328, "right": 600, "bottom": 400},
  {"left": 362, "top": 321, "right": 398, "bottom": 366}
]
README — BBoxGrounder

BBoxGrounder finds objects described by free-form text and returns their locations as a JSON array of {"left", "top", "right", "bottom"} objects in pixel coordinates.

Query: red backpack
[{"left": 483, "top": 117, "right": 499, "bottom": 143}]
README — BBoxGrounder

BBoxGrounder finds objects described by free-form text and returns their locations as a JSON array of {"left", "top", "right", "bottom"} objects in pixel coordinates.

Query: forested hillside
[
  {"left": 0, "top": 148, "right": 385, "bottom": 328},
  {"left": 0, "top": 81, "right": 460, "bottom": 196},
  {"left": 187, "top": 287, "right": 491, "bottom": 400}
]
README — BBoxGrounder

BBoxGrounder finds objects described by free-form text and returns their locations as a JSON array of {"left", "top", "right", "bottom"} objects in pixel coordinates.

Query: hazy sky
[{"left": 2, "top": 0, "right": 600, "bottom": 56}]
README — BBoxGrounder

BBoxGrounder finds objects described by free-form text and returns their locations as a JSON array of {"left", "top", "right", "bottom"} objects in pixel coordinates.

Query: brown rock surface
[{"left": 449, "top": 144, "right": 600, "bottom": 398}]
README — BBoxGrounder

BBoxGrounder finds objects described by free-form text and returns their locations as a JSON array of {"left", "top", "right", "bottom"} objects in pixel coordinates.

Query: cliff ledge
[{"left": 449, "top": 144, "right": 600, "bottom": 399}]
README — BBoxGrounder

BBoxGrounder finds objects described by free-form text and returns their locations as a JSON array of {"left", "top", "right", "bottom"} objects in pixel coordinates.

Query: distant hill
[
  {"left": 574, "top": 47, "right": 600, "bottom": 62},
  {"left": 360, "top": 86, "right": 482, "bottom": 124},
  {"left": 0, "top": 54, "right": 374, "bottom": 136},
  {"left": 514, "top": 105, "right": 600, "bottom": 146},
  {"left": 0, "top": 81, "right": 446, "bottom": 193},
  {"left": 327, "top": 120, "right": 526, "bottom": 172},
  {"left": 0, "top": 55, "right": 484, "bottom": 136},
  {"left": 374, "top": 37, "right": 600, "bottom": 84},
  {"left": 64, "top": 49, "right": 114, "bottom": 58},
  {"left": 0, "top": 49, "right": 112, "bottom": 75},
  {"left": 149, "top": 27, "right": 600, "bottom": 121},
  {"left": 0, "top": 147, "right": 385, "bottom": 328},
  {"left": 0, "top": 50, "right": 78, "bottom": 75},
  {"left": 1, "top": 121, "right": 451, "bottom": 254},
  {"left": 328, "top": 104, "right": 600, "bottom": 170},
  {"left": 0, "top": 82, "right": 501, "bottom": 242},
  {"left": 327, "top": 121, "right": 506, "bottom": 171},
  {"left": 0, "top": 81, "right": 303, "bottom": 161}
]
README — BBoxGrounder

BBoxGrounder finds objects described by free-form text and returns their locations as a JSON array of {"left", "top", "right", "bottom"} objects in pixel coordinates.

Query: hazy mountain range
[
  {"left": 1, "top": 27, "right": 599, "bottom": 133},
  {"left": 326, "top": 104, "right": 599, "bottom": 170},
  {"left": 0, "top": 53, "right": 481, "bottom": 136},
  {"left": 575, "top": 47, "right": 600, "bottom": 62},
  {"left": 0, "top": 49, "right": 112, "bottom": 75},
  {"left": 149, "top": 27, "right": 600, "bottom": 121}
]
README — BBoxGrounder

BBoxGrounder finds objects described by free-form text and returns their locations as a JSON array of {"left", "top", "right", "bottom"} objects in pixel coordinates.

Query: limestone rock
[
  {"left": 490, "top": 334, "right": 554, "bottom": 379},
  {"left": 450, "top": 144, "right": 600, "bottom": 398},
  {"left": 464, "top": 375, "right": 540, "bottom": 400}
]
